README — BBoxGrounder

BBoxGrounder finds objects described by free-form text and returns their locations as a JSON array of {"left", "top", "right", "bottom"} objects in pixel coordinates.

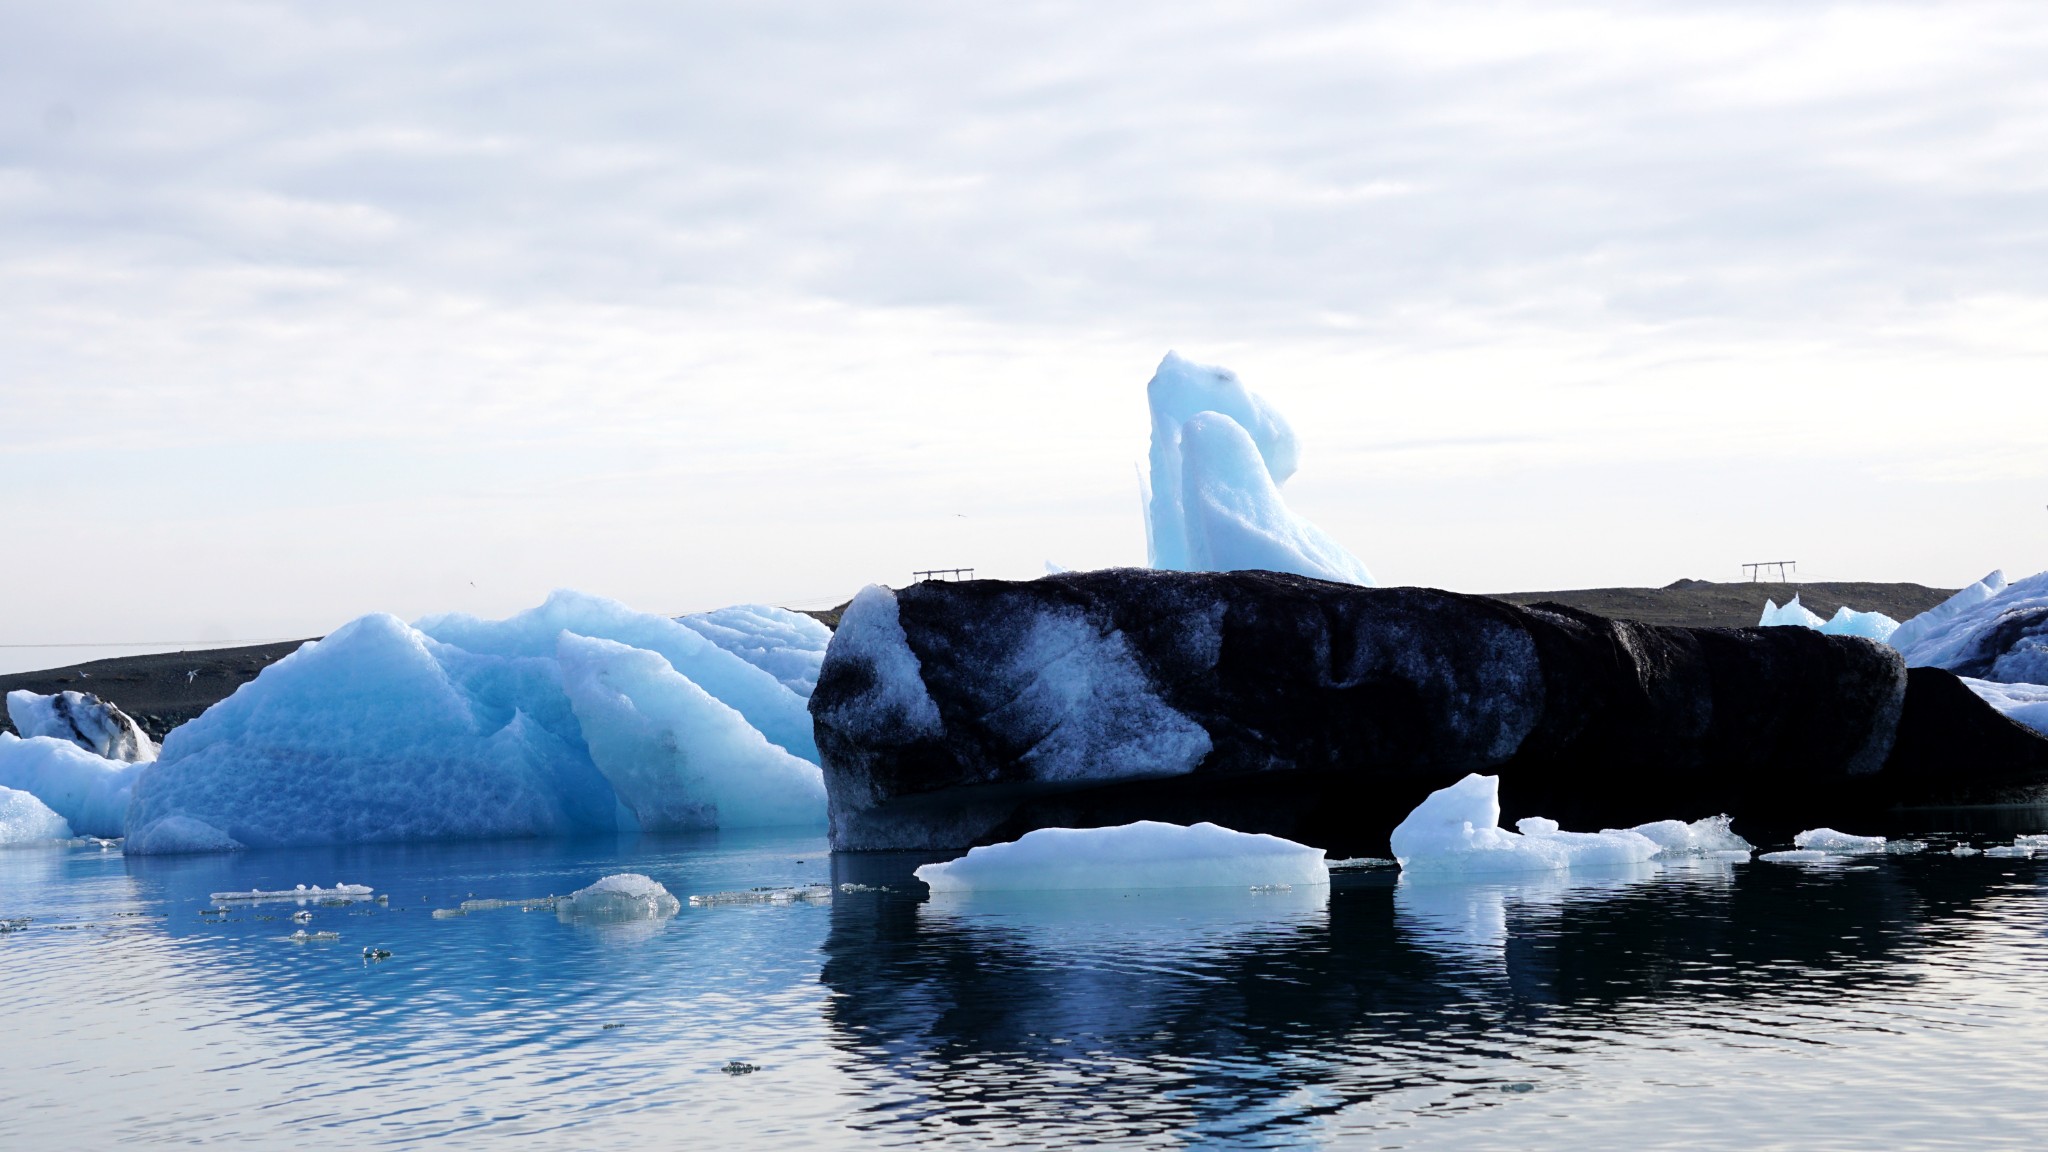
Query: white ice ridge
[
  {"left": 676, "top": 604, "right": 832, "bottom": 697},
  {"left": 1756, "top": 596, "right": 1900, "bottom": 643},
  {"left": 1142, "top": 353, "right": 1373, "bottom": 586},
  {"left": 0, "top": 732, "right": 145, "bottom": 839},
  {"left": 914, "top": 821, "right": 1330, "bottom": 893},
  {"left": 1890, "top": 568, "right": 2048, "bottom": 685},
  {"left": 210, "top": 883, "right": 374, "bottom": 903},
  {"left": 6, "top": 690, "right": 156, "bottom": 763},
  {"left": 122, "top": 589, "right": 828, "bottom": 854},
  {"left": 556, "top": 873, "right": 681, "bottom": 920},
  {"left": 0, "top": 785, "right": 74, "bottom": 846},
  {"left": 1389, "top": 774, "right": 1751, "bottom": 878}
]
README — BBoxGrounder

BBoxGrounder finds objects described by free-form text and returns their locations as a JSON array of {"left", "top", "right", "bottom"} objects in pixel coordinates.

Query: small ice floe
[
  {"left": 1327, "top": 857, "right": 1399, "bottom": 872},
  {"left": 1795, "top": 828, "right": 1887, "bottom": 854},
  {"left": 722, "top": 1060, "right": 759, "bottom": 1076},
  {"left": 555, "top": 873, "right": 680, "bottom": 920},
  {"left": 284, "top": 929, "right": 340, "bottom": 943},
  {"left": 1622, "top": 815, "right": 1754, "bottom": 859},
  {"left": 1984, "top": 845, "right": 2036, "bottom": 858},
  {"left": 1952, "top": 846, "right": 1983, "bottom": 856},
  {"left": 834, "top": 883, "right": 890, "bottom": 894},
  {"left": 914, "top": 820, "right": 1329, "bottom": 893},
  {"left": 1389, "top": 774, "right": 1661, "bottom": 878},
  {"left": 442, "top": 896, "right": 560, "bottom": 915},
  {"left": 688, "top": 885, "right": 833, "bottom": 906},
  {"left": 291, "top": 910, "right": 313, "bottom": 923},
  {"left": 0, "top": 785, "right": 75, "bottom": 847},
  {"left": 210, "top": 883, "right": 374, "bottom": 904}
]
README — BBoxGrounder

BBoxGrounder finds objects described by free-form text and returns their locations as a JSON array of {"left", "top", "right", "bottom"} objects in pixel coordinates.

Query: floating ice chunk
[
  {"left": 1621, "top": 815, "right": 1752, "bottom": 857},
  {"left": 0, "top": 732, "right": 145, "bottom": 838},
  {"left": 1792, "top": 827, "right": 1888, "bottom": 854},
  {"left": 209, "top": 883, "right": 374, "bottom": 904},
  {"left": 1961, "top": 678, "right": 2048, "bottom": 737},
  {"left": 0, "top": 786, "right": 73, "bottom": 845},
  {"left": 1389, "top": 774, "right": 1660, "bottom": 878},
  {"left": 1818, "top": 606, "right": 1900, "bottom": 643},
  {"left": 556, "top": 873, "right": 681, "bottom": 920},
  {"left": 126, "top": 613, "right": 617, "bottom": 853},
  {"left": 6, "top": 691, "right": 156, "bottom": 762},
  {"left": 419, "top": 589, "right": 818, "bottom": 763},
  {"left": 677, "top": 604, "right": 832, "bottom": 697},
  {"left": 1178, "top": 411, "right": 1375, "bottom": 585},
  {"left": 1758, "top": 596, "right": 1826, "bottom": 629},
  {"left": 1144, "top": 352, "right": 1301, "bottom": 572},
  {"left": 1951, "top": 845, "right": 1982, "bottom": 856},
  {"left": 914, "top": 820, "right": 1329, "bottom": 893},
  {"left": 557, "top": 633, "right": 826, "bottom": 830},
  {"left": 1984, "top": 844, "right": 2036, "bottom": 858},
  {"left": 1890, "top": 569, "right": 2048, "bottom": 684},
  {"left": 1142, "top": 353, "right": 1372, "bottom": 586}
]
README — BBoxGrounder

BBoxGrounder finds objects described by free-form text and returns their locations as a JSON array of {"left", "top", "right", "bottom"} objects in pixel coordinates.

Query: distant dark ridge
[
  {"left": 1487, "top": 581, "right": 1958, "bottom": 631},
  {"left": 0, "top": 640, "right": 313, "bottom": 741}
]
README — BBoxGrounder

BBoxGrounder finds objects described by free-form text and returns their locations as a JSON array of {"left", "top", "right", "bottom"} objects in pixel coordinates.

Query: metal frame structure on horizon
[{"left": 1743, "top": 560, "right": 1797, "bottom": 582}]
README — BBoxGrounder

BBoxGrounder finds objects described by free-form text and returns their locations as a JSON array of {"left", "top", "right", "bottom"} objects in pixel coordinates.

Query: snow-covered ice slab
[
  {"left": 0, "top": 786, "right": 73, "bottom": 846},
  {"left": 1389, "top": 774, "right": 1662, "bottom": 878},
  {"left": 209, "top": 883, "right": 374, "bottom": 904},
  {"left": 1142, "top": 353, "right": 1373, "bottom": 586},
  {"left": 915, "top": 820, "right": 1330, "bottom": 893},
  {"left": 1890, "top": 568, "right": 2048, "bottom": 683},
  {"left": 1962, "top": 678, "right": 2048, "bottom": 737},
  {"left": 556, "top": 873, "right": 681, "bottom": 920},
  {"left": 6, "top": 690, "right": 156, "bottom": 763},
  {"left": 0, "top": 732, "right": 146, "bottom": 839}
]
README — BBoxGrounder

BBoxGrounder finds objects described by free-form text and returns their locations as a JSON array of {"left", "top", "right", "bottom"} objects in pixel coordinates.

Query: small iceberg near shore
[
  {"left": 0, "top": 732, "right": 146, "bottom": 839},
  {"left": 914, "top": 820, "right": 1329, "bottom": 893}
]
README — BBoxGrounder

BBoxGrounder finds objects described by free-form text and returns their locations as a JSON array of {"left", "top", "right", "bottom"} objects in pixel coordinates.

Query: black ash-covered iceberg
[{"left": 811, "top": 570, "right": 2048, "bottom": 856}]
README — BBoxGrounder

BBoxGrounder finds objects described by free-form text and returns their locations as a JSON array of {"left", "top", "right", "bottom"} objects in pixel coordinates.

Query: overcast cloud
[{"left": 4, "top": 1, "right": 2046, "bottom": 670}]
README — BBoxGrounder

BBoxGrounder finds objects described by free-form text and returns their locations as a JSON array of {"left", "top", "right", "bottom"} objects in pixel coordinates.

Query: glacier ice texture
[
  {"left": 1890, "top": 569, "right": 2048, "bottom": 685},
  {"left": 0, "top": 785, "right": 73, "bottom": 845},
  {"left": 1756, "top": 597, "right": 1899, "bottom": 643},
  {"left": 124, "top": 590, "right": 828, "bottom": 854},
  {"left": 914, "top": 820, "right": 1329, "bottom": 893},
  {"left": 677, "top": 603, "right": 832, "bottom": 697},
  {"left": 6, "top": 690, "right": 156, "bottom": 762},
  {"left": 0, "top": 732, "right": 145, "bottom": 838},
  {"left": 1390, "top": 773, "right": 1685, "bottom": 878},
  {"left": 1142, "top": 353, "right": 1372, "bottom": 586},
  {"left": 1962, "top": 678, "right": 2048, "bottom": 737},
  {"left": 556, "top": 873, "right": 681, "bottom": 920}
]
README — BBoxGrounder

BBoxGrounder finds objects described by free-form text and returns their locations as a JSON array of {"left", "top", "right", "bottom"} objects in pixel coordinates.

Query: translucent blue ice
[
  {"left": 0, "top": 732, "right": 143, "bottom": 839},
  {"left": 677, "top": 604, "right": 832, "bottom": 697},
  {"left": 1756, "top": 595, "right": 1898, "bottom": 643},
  {"left": 0, "top": 783, "right": 73, "bottom": 845},
  {"left": 1142, "top": 353, "right": 1373, "bottom": 586}
]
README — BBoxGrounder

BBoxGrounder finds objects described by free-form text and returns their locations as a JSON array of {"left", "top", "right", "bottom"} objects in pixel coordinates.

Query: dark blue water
[{"left": 5, "top": 823, "right": 2048, "bottom": 1149}]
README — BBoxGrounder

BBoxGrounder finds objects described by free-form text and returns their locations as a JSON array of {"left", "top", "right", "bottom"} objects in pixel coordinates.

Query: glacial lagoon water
[{"left": 5, "top": 822, "right": 2048, "bottom": 1149}]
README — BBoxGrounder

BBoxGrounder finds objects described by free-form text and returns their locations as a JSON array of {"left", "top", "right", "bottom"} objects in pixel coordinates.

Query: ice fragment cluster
[
  {"left": 556, "top": 873, "right": 681, "bottom": 920},
  {"left": 915, "top": 820, "right": 1330, "bottom": 893},
  {"left": 1756, "top": 596, "right": 1900, "bottom": 643},
  {"left": 1389, "top": 774, "right": 1667, "bottom": 877},
  {"left": 1142, "top": 353, "right": 1373, "bottom": 586}
]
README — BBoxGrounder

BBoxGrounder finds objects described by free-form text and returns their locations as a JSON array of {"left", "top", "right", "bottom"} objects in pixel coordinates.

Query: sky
[{"left": 3, "top": 0, "right": 2047, "bottom": 673}]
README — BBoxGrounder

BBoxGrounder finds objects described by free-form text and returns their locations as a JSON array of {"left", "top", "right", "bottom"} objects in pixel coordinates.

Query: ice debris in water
[
  {"left": 1142, "top": 352, "right": 1374, "bottom": 586},
  {"left": 210, "top": 883, "right": 374, "bottom": 904},
  {"left": 1389, "top": 774, "right": 1666, "bottom": 878},
  {"left": 284, "top": 930, "right": 341, "bottom": 943},
  {"left": 687, "top": 885, "right": 833, "bottom": 907},
  {"left": 0, "top": 732, "right": 146, "bottom": 839},
  {"left": 555, "top": 873, "right": 680, "bottom": 920},
  {"left": 915, "top": 820, "right": 1330, "bottom": 893},
  {"left": 5, "top": 690, "right": 156, "bottom": 763},
  {"left": 0, "top": 785, "right": 74, "bottom": 846},
  {"left": 1620, "top": 815, "right": 1753, "bottom": 858},
  {"left": 1952, "top": 845, "right": 1983, "bottom": 857}
]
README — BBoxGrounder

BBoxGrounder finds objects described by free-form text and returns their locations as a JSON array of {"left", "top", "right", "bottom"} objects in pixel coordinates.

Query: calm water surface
[{"left": 4, "top": 820, "right": 2048, "bottom": 1149}]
